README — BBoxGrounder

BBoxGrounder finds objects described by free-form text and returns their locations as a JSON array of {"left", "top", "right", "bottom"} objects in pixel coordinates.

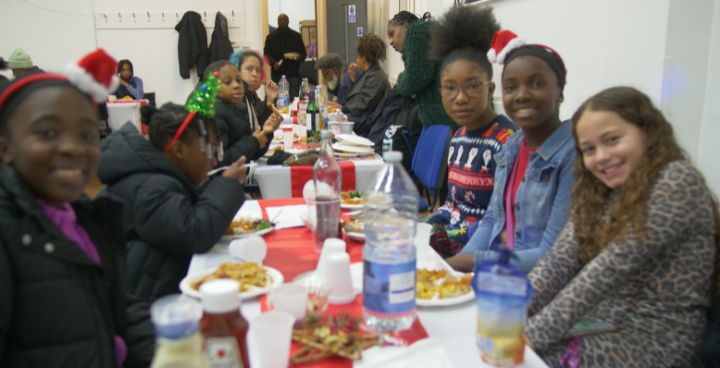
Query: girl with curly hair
[
  {"left": 525, "top": 86, "right": 719, "bottom": 367},
  {"left": 424, "top": 6, "right": 516, "bottom": 257}
]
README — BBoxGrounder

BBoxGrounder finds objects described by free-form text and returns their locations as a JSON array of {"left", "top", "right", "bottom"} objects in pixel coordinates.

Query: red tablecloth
[
  {"left": 289, "top": 161, "right": 356, "bottom": 198},
  {"left": 258, "top": 198, "right": 363, "bottom": 280},
  {"left": 256, "top": 198, "right": 429, "bottom": 367}
]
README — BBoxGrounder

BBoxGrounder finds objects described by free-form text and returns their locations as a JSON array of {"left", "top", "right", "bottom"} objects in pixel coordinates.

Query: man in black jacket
[{"left": 263, "top": 13, "right": 306, "bottom": 98}]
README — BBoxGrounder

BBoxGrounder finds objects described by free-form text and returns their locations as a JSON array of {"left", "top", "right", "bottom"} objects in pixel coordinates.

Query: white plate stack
[{"left": 332, "top": 134, "right": 375, "bottom": 157}]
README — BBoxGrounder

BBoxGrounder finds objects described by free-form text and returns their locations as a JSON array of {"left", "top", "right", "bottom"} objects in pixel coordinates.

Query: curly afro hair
[{"left": 430, "top": 6, "right": 500, "bottom": 77}]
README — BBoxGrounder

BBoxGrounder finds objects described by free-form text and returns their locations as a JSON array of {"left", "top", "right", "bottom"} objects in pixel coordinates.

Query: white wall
[
  {"left": 268, "top": 0, "right": 316, "bottom": 32},
  {"left": 1, "top": 0, "right": 263, "bottom": 106},
  {"left": 698, "top": 0, "right": 720, "bottom": 195}
]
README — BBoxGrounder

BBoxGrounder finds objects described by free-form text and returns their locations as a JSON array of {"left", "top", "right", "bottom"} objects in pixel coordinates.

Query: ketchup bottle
[{"left": 199, "top": 279, "right": 250, "bottom": 368}]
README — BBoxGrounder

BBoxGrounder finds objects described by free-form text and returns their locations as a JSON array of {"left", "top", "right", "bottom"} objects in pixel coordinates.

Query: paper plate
[
  {"left": 336, "top": 134, "right": 374, "bottom": 147},
  {"left": 332, "top": 142, "right": 375, "bottom": 154},
  {"left": 221, "top": 225, "right": 274, "bottom": 242},
  {"left": 180, "top": 265, "right": 284, "bottom": 300}
]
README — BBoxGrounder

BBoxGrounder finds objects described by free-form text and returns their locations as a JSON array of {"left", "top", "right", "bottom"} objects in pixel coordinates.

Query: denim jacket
[{"left": 461, "top": 120, "right": 575, "bottom": 273}]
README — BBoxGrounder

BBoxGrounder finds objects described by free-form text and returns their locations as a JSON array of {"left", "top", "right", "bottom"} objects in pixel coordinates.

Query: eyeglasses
[
  {"left": 440, "top": 80, "right": 493, "bottom": 100},
  {"left": 200, "top": 139, "right": 224, "bottom": 162}
]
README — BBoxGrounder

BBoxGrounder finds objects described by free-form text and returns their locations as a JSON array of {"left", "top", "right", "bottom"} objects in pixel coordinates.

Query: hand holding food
[{"left": 222, "top": 157, "right": 247, "bottom": 182}]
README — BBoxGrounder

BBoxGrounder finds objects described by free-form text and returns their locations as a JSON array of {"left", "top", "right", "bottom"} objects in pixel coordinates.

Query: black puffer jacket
[
  {"left": 0, "top": 165, "right": 154, "bottom": 368},
  {"left": 98, "top": 124, "right": 245, "bottom": 302},
  {"left": 215, "top": 98, "right": 270, "bottom": 166}
]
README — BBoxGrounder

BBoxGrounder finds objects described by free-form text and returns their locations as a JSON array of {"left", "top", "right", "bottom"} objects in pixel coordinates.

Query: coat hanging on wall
[
  {"left": 209, "top": 11, "right": 234, "bottom": 62},
  {"left": 175, "top": 11, "right": 209, "bottom": 79}
]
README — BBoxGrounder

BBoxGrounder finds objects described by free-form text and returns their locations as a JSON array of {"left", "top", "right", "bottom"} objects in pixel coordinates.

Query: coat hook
[
  {"left": 175, "top": 12, "right": 179, "bottom": 21},
  {"left": 118, "top": 12, "right": 122, "bottom": 22},
  {"left": 203, "top": 11, "right": 207, "bottom": 22},
  {"left": 132, "top": 12, "right": 136, "bottom": 22},
  {"left": 103, "top": 13, "right": 108, "bottom": 22},
  {"left": 147, "top": 11, "right": 150, "bottom": 21},
  {"left": 161, "top": 12, "right": 165, "bottom": 21}
]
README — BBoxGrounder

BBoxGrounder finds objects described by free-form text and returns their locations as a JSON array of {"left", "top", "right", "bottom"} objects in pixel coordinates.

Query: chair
[
  {"left": 143, "top": 92, "right": 156, "bottom": 108},
  {"left": 411, "top": 125, "right": 453, "bottom": 209}
]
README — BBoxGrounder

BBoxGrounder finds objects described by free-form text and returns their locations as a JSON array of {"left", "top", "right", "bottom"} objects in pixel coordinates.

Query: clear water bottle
[
  {"left": 299, "top": 77, "right": 311, "bottom": 101},
  {"left": 310, "top": 131, "right": 341, "bottom": 252},
  {"left": 363, "top": 151, "right": 419, "bottom": 332},
  {"left": 277, "top": 75, "right": 290, "bottom": 114}
]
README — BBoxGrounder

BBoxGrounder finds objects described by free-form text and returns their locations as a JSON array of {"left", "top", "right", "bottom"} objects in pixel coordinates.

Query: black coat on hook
[
  {"left": 209, "top": 12, "right": 233, "bottom": 63},
  {"left": 175, "top": 11, "right": 209, "bottom": 79}
]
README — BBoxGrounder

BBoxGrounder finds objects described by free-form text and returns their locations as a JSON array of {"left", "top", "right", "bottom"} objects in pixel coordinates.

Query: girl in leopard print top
[{"left": 525, "top": 86, "right": 719, "bottom": 367}]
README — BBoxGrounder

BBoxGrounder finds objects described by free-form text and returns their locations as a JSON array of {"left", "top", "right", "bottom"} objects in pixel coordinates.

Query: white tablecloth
[
  {"left": 253, "top": 159, "right": 385, "bottom": 198},
  {"left": 188, "top": 201, "right": 548, "bottom": 368}
]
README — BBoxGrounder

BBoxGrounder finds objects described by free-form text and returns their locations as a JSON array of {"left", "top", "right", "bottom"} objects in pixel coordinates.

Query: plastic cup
[
  {"left": 326, "top": 252, "right": 356, "bottom": 304},
  {"left": 268, "top": 283, "right": 308, "bottom": 321},
  {"left": 228, "top": 236, "right": 267, "bottom": 263},
  {"left": 250, "top": 311, "right": 295, "bottom": 368},
  {"left": 150, "top": 294, "right": 202, "bottom": 339},
  {"left": 295, "top": 276, "right": 331, "bottom": 317},
  {"left": 306, "top": 196, "right": 341, "bottom": 253},
  {"left": 315, "top": 238, "right": 346, "bottom": 281}
]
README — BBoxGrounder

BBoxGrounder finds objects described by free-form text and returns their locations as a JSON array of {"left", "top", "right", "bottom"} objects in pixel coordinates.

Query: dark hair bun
[{"left": 430, "top": 6, "right": 499, "bottom": 61}]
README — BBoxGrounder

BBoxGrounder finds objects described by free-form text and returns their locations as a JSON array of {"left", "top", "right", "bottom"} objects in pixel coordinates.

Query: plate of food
[
  {"left": 180, "top": 261, "right": 284, "bottom": 300},
  {"left": 342, "top": 216, "right": 365, "bottom": 242},
  {"left": 416, "top": 268, "right": 474, "bottom": 307},
  {"left": 222, "top": 217, "right": 274, "bottom": 241},
  {"left": 340, "top": 191, "right": 364, "bottom": 209}
]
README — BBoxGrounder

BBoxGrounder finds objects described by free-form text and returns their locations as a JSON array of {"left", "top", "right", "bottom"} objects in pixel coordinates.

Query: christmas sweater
[{"left": 427, "top": 115, "right": 515, "bottom": 245}]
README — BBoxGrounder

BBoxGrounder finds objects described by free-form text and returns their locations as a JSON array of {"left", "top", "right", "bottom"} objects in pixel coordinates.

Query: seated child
[
  {"left": 99, "top": 95, "right": 248, "bottom": 302},
  {"left": 525, "top": 86, "right": 719, "bottom": 367},
  {"left": 447, "top": 30, "right": 575, "bottom": 273},
  {"left": 425, "top": 6, "right": 515, "bottom": 257},
  {"left": 0, "top": 49, "right": 154, "bottom": 367}
]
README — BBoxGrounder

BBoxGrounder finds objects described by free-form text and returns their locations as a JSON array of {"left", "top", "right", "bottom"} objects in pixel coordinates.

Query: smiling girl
[
  {"left": 525, "top": 86, "right": 719, "bottom": 367},
  {"left": 447, "top": 31, "right": 575, "bottom": 273},
  {"left": 0, "top": 50, "right": 154, "bottom": 367}
]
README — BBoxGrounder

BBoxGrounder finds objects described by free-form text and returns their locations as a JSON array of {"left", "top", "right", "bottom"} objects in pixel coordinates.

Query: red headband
[
  {"left": 164, "top": 111, "right": 197, "bottom": 152},
  {"left": 0, "top": 73, "right": 69, "bottom": 111}
]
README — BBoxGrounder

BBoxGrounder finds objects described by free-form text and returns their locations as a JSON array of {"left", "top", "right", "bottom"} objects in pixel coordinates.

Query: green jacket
[{"left": 395, "top": 20, "right": 456, "bottom": 130}]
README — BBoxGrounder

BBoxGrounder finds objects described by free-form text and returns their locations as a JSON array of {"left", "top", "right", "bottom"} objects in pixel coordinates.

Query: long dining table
[{"left": 187, "top": 198, "right": 548, "bottom": 368}]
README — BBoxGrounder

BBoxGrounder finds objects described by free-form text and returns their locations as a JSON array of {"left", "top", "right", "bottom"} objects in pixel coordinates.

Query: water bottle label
[
  {"left": 363, "top": 260, "right": 416, "bottom": 314},
  {"left": 475, "top": 271, "right": 528, "bottom": 297}
]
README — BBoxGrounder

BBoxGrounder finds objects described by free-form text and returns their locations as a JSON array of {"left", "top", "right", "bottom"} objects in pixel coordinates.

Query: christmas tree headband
[{"left": 163, "top": 71, "right": 221, "bottom": 152}]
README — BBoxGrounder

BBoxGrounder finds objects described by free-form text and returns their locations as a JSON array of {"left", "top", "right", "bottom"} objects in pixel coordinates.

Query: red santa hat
[
  {"left": 64, "top": 48, "right": 119, "bottom": 102},
  {"left": 486, "top": 29, "right": 526, "bottom": 65}
]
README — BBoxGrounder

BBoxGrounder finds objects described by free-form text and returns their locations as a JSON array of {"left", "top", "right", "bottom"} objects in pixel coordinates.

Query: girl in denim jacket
[{"left": 448, "top": 30, "right": 575, "bottom": 274}]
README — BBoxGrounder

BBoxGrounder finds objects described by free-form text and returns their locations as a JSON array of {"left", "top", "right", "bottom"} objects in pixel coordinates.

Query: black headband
[{"left": 505, "top": 45, "right": 566, "bottom": 88}]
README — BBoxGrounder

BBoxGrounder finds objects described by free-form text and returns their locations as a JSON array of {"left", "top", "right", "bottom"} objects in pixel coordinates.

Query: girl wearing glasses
[
  {"left": 98, "top": 103, "right": 248, "bottom": 303},
  {"left": 447, "top": 29, "right": 575, "bottom": 274},
  {"left": 424, "top": 6, "right": 515, "bottom": 257}
]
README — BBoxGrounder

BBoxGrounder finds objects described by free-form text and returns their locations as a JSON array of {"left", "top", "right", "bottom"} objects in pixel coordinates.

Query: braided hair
[{"left": 141, "top": 103, "right": 218, "bottom": 151}]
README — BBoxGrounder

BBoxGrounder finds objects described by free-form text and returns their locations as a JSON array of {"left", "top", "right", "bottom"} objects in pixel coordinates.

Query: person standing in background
[
  {"left": 388, "top": 11, "right": 455, "bottom": 132},
  {"left": 264, "top": 13, "right": 306, "bottom": 98},
  {"left": 115, "top": 59, "right": 144, "bottom": 100},
  {"left": 7, "top": 48, "right": 43, "bottom": 78}
]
